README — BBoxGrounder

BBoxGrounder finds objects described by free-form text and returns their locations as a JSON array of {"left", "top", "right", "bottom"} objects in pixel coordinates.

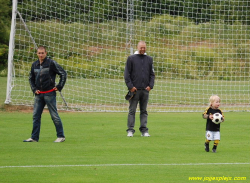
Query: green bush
[
  {"left": 11, "top": 14, "right": 250, "bottom": 80},
  {"left": 0, "top": 44, "right": 8, "bottom": 69}
]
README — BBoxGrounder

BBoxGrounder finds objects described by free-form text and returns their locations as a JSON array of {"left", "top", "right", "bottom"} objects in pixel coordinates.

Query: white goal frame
[{"left": 5, "top": 0, "right": 250, "bottom": 112}]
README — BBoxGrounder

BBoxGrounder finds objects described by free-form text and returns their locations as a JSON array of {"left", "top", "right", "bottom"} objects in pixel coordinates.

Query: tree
[
  {"left": 0, "top": 0, "right": 11, "bottom": 69},
  {"left": 183, "top": 0, "right": 213, "bottom": 24},
  {"left": 0, "top": 0, "right": 11, "bottom": 44},
  {"left": 211, "top": 0, "right": 250, "bottom": 25}
]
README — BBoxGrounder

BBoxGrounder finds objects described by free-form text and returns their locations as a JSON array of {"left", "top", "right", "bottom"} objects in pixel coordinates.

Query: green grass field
[
  {"left": 2, "top": 76, "right": 250, "bottom": 112},
  {"left": 0, "top": 77, "right": 249, "bottom": 182},
  {"left": 0, "top": 111, "right": 249, "bottom": 182}
]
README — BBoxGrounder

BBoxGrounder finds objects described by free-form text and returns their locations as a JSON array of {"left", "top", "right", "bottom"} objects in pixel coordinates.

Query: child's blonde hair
[{"left": 209, "top": 95, "right": 220, "bottom": 107}]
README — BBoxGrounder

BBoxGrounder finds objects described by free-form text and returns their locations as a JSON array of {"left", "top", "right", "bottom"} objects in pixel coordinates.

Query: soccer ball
[{"left": 212, "top": 113, "right": 223, "bottom": 124}]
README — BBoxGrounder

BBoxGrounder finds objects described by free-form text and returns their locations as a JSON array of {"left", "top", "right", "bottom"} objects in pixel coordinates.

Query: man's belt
[{"left": 38, "top": 88, "right": 55, "bottom": 94}]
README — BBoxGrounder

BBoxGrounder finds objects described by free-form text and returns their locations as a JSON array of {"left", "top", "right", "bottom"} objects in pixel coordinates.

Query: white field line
[{"left": 0, "top": 163, "right": 249, "bottom": 169}]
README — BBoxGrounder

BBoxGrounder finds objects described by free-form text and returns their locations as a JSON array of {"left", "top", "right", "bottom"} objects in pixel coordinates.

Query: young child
[{"left": 202, "top": 95, "right": 224, "bottom": 153}]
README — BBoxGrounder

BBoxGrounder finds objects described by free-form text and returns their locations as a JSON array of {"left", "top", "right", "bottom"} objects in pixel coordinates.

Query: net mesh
[{"left": 7, "top": 0, "right": 250, "bottom": 112}]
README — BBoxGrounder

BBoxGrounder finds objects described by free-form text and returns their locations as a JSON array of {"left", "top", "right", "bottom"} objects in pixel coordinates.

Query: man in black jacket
[
  {"left": 124, "top": 41, "right": 155, "bottom": 137},
  {"left": 23, "top": 46, "right": 67, "bottom": 142}
]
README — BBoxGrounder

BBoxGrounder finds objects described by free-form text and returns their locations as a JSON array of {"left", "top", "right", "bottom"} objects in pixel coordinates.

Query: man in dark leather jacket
[{"left": 23, "top": 46, "right": 67, "bottom": 142}]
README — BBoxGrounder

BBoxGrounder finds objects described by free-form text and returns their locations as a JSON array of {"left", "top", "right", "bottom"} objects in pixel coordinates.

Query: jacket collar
[
  {"left": 35, "top": 57, "right": 48, "bottom": 66},
  {"left": 134, "top": 51, "right": 147, "bottom": 55}
]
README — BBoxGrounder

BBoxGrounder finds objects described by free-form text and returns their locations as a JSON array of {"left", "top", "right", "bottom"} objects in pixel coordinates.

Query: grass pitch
[
  {"left": 0, "top": 111, "right": 249, "bottom": 183},
  {"left": 0, "top": 77, "right": 249, "bottom": 182}
]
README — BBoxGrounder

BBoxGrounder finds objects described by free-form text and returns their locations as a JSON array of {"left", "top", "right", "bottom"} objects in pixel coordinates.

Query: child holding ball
[{"left": 202, "top": 95, "right": 225, "bottom": 153}]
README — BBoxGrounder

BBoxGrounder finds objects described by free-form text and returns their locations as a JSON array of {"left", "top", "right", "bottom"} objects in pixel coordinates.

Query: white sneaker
[
  {"left": 141, "top": 132, "right": 150, "bottom": 137},
  {"left": 54, "top": 137, "right": 65, "bottom": 142},
  {"left": 127, "top": 131, "right": 133, "bottom": 137},
  {"left": 23, "top": 138, "right": 37, "bottom": 142}
]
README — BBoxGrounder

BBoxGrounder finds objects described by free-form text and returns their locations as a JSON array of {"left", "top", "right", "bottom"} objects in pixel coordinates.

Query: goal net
[{"left": 6, "top": 0, "right": 250, "bottom": 112}]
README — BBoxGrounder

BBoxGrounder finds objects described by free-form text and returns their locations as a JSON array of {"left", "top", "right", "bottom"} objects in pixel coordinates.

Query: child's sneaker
[{"left": 204, "top": 143, "right": 209, "bottom": 152}]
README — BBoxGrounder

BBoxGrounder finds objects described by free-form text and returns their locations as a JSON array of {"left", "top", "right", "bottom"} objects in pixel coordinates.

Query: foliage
[
  {"left": 17, "top": 0, "right": 250, "bottom": 25},
  {"left": 0, "top": 44, "right": 9, "bottom": 70},
  {"left": 210, "top": 0, "right": 250, "bottom": 25},
  {"left": 0, "top": 0, "right": 11, "bottom": 44},
  {"left": 0, "top": 0, "right": 11, "bottom": 71},
  {"left": 2, "top": 1, "right": 250, "bottom": 79},
  {"left": 11, "top": 14, "right": 250, "bottom": 80}
]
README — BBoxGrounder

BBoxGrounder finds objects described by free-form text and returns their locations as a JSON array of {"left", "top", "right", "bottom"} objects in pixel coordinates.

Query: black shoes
[
  {"left": 212, "top": 145, "right": 217, "bottom": 153},
  {"left": 205, "top": 143, "right": 217, "bottom": 153},
  {"left": 204, "top": 143, "right": 209, "bottom": 152}
]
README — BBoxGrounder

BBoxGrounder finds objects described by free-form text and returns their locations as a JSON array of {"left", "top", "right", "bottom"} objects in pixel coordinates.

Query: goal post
[
  {"left": 6, "top": 0, "right": 250, "bottom": 112},
  {"left": 5, "top": 0, "right": 18, "bottom": 105}
]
